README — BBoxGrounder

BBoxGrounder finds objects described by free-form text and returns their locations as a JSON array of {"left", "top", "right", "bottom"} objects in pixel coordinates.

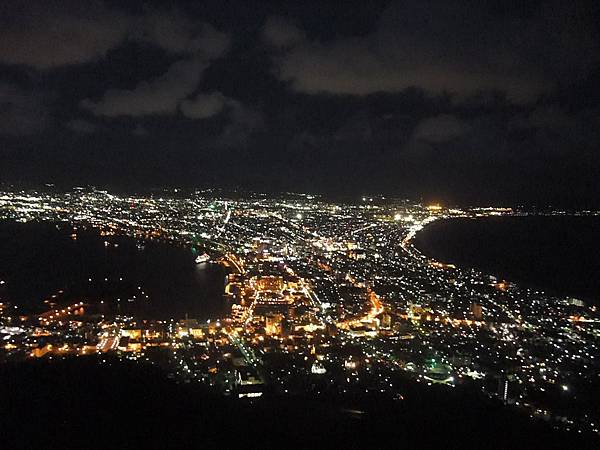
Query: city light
[{"left": 0, "top": 187, "right": 598, "bottom": 436}]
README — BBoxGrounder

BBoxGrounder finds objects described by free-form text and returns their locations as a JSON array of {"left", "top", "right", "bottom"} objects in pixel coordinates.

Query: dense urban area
[{"left": 1, "top": 187, "right": 599, "bottom": 437}]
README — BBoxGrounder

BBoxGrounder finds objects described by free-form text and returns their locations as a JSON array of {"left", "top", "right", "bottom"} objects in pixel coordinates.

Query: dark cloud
[
  {"left": 134, "top": 11, "right": 230, "bottom": 56},
  {"left": 507, "top": 105, "right": 600, "bottom": 158},
  {"left": 0, "top": 2, "right": 229, "bottom": 70},
  {"left": 180, "top": 92, "right": 228, "bottom": 119},
  {"left": 81, "top": 58, "right": 209, "bottom": 117},
  {"left": 65, "top": 119, "right": 97, "bottom": 134},
  {"left": 1, "top": 0, "right": 599, "bottom": 206},
  {"left": 216, "top": 100, "right": 264, "bottom": 147},
  {"left": 510, "top": 106, "right": 578, "bottom": 131},
  {"left": 262, "top": 16, "right": 306, "bottom": 48},
  {"left": 0, "top": 1, "right": 129, "bottom": 69},
  {"left": 269, "top": 1, "right": 598, "bottom": 103},
  {"left": 0, "top": 83, "right": 49, "bottom": 136},
  {"left": 76, "top": 8, "right": 230, "bottom": 118},
  {"left": 413, "top": 115, "right": 470, "bottom": 144}
]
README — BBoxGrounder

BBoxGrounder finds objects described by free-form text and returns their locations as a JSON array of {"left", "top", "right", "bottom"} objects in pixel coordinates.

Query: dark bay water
[
  {"left": 413, "top": 216, "right": 600, "bottom": 305},
  {"left": 0, "top": 221, "right": 227, "bottom": 319}
]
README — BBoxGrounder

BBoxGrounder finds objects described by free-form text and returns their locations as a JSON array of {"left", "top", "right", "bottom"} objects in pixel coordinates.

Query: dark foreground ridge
[{"left": 2, "top": 357, "right": 596, "bottom": 450}]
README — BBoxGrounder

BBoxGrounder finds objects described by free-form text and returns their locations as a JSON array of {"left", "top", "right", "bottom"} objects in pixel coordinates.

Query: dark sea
[
  {"left": 413, "top": 216, "right": 600, "bottom": 305},
  {"left": 0, "top": 221, "right": 227, "bottom": 319}
]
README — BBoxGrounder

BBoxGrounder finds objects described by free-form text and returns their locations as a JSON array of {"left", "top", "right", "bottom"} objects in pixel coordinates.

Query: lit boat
[
  {"left": 311, "top": 361, "right": 327, "bottom": 375},
  {"left": 195, "top": 253, "right": 210, "bottom": 264}
]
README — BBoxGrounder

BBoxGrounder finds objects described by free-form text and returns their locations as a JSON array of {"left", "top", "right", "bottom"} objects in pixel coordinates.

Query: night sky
[{"left": 1, "top": 0, "right": 600, "bottom": 206}]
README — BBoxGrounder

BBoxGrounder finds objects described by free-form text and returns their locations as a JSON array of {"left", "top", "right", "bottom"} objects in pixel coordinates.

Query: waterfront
[
  {"left": 413, "top": 216, "right": 600, "bottom": 305},
  {"left": 1, "top": 188, "right": 599, "bottom": 439},
  {"left": 0, "top": 221, "right": 227, "bottom": 319}
]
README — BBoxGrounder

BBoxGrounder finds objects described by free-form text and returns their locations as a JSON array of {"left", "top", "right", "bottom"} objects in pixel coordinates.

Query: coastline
[
  {"left": 0, "top": 220, "right": 227, "bottom": 319},
  {"left": 410, "top": 215, "right": 600, "bottom": 305}
]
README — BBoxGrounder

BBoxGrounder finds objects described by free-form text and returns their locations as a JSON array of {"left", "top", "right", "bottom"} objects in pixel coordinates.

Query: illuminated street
[{"left": 1, "top": 187, "right": 599, "bottom": 436}]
